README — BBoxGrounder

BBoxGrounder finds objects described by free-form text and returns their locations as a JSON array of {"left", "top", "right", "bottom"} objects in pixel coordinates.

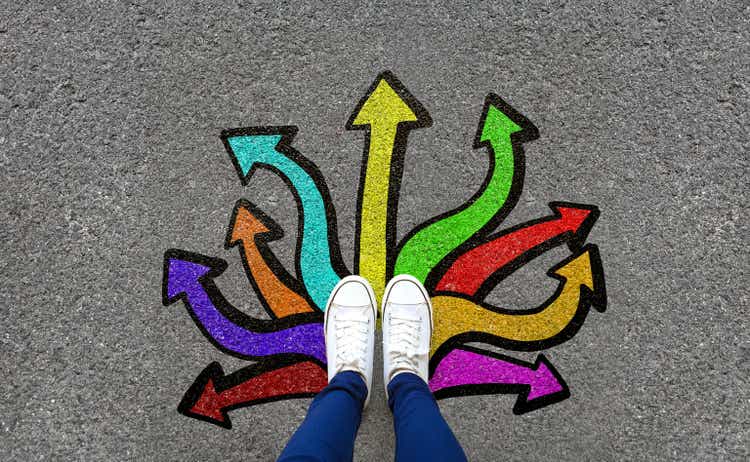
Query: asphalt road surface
[{"left": 1, "top": 1, "right": 748, "bottom": 460}]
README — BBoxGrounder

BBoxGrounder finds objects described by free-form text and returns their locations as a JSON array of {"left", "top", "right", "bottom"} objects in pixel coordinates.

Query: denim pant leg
[
  {"left": 278, "top": 371, "right": 367, "bottom": 462},
  {"left": 387, "top": 372, "right": 468, "bottom": 462}
]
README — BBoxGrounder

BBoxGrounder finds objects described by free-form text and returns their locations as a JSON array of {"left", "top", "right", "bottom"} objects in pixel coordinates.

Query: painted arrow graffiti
[
  {"left": 162, "top": 249, "right": 326, "bottom": 363},
  {"left": 347, "top": 71, "right": 431, "bottom": 299},
  {"left": 430, "top": 245, "right": 606, "bottom": 358},
  {"left": 394, "top": 95, "right": 539, "bottom": 285},
  {"left": 225, "top": 199, "right": 316, "bottom": 318},
  {"left": 435, "top": 202, "right": 599, "bottom": 297},
  {"left": 178, "top": 359, "right": 328, "bottom": 429},
  {"left": 429, "top": 346, "right": 569, "bottom": 414},
  {"left": 162, "top": 72, "right": 608, "bottom": 423},
  {"left": 222, "top": 127, "right": 348, "bottom": 310}
]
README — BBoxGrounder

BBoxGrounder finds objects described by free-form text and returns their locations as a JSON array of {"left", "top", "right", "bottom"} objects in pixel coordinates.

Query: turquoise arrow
[{"left": 222, "top": 127, "right": 347, "bottom": 310}]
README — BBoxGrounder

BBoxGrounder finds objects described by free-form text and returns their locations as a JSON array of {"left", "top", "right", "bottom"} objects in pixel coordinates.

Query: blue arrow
[{"left": 222, "top": 127, "right": 346, "bottom": 309}]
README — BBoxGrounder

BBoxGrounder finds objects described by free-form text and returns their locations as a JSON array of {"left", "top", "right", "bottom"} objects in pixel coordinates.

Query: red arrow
[
  {"left": 435, "top": 202, "right": 598, "bottom": 297},
  {"left": 178, "top": 359, "right": 328, "bottom": 429}
]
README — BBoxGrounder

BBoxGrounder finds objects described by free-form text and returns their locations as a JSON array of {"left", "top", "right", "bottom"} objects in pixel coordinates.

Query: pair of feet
[{"left": 324, "top": 275, "right": 433, "bottom": 406}]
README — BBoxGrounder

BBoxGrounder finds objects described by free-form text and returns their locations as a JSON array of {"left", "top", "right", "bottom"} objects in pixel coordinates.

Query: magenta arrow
[
  {"left": 162, "top": 249, "right": 325, "bottom": 363},
  {"left": 429, "top": 347, "right": 569, "bottom": 414}
]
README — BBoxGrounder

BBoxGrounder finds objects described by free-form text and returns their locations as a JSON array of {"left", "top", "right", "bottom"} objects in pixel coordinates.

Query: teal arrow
[
  {"left": 222, "top": 127, "right": 346, "bottom": 310},
  {"left": 394, "top": 95, "right": 538, "bottom": 285}
]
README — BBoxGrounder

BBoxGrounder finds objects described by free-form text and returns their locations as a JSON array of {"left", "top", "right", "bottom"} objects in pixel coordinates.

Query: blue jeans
[{"left": 278, "top": 371, "right": 467, "bottom": 462}]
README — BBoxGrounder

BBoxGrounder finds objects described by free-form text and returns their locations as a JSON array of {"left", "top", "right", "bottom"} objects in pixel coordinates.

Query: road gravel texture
[{"left": 1, "top": 1, "right": 748, "bottom": 460}]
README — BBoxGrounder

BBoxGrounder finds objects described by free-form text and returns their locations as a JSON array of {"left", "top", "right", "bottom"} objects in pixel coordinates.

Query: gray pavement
[{"left": 1, "top": 1, "right": 748, "bottom": 460}]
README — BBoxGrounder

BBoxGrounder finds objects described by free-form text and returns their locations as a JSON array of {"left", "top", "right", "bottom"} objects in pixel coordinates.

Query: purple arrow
[
  {"left": 162, "top": 249, "right": 326, "bottom": 363},
  {"left": 429, "top": 347, "right": 569, "bottom": 414}
]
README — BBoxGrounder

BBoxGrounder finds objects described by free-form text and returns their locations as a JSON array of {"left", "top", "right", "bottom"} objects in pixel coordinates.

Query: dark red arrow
[
  {"left": 178, "top": 359, "right": 328, "bottom": 429},
  {"left": 435, "top": 202, "right": 599, "bottom": 297}
]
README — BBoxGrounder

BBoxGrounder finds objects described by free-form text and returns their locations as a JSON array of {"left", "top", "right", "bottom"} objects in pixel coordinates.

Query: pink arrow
[{"left": 429, "top": 346, "right": 569, "bottom": 414}]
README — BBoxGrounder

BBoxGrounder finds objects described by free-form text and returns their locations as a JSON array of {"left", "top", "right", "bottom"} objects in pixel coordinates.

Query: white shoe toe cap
[
  {"left": 330, "top": 277, "right": 373, "bottom": 307},
  {"left": 386, "top": 277, "right": 428, "bottom": 305}
]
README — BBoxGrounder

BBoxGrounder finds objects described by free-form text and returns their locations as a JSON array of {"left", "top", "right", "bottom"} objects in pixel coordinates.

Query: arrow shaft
[
  {"left": 435, "top": 217, "right": 572, "bottom": 295},
  {"left": 429, "top": 348, "right": 537, "bottom": 392},
  {"left": 183, "top": 285, "right": 325, "bottom": 362},
  {"left": 358, "top": 125, "right": 398, "bottom": 298},
  {"left": 242, "top": 243, "right": 314, "bottom": 317},
  {"left": 225, "top": 135, "right": 344, "bottom": 310},
  {"left": 267, "top": 153, "right": 341, "bottom": 310},
  {"left": 430, "top": 283, "right": 579, "bottom": 356},
  {"left": 395, "top": 136, "right": 516, "bottom": 283},
  {"left": 217, "top": 361, "right": 327, "bottom": 409}
]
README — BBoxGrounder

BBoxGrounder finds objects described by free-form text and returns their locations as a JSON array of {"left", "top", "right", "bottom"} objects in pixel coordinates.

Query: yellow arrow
[
  {"left": 347, "top": 72, "right": 431, "bottom": 300},
  {"left": 430, "top": 245, "right": 605, "bottom": 356}
]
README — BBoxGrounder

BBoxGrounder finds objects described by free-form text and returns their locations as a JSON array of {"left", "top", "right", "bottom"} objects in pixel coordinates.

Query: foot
[
  {"left": 324, "top": 275, "right": 376, "bottom": 406},
  {"left": 382, "top": 275, "right": 433, "bottom": 395}
]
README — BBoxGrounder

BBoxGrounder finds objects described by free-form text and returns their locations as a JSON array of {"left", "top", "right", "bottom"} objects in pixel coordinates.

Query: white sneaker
[
  {"left": 324, "top": 275, "right": 376, "bottom": 406},
  {"left": 382, "top": 274, "right": 433, "bottom": 395}
]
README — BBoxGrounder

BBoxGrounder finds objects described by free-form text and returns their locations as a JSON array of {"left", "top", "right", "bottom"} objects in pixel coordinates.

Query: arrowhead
[
  {"left": 221, "top": 126, "right": 297, "bottom": 181},
  {"left": 551, "top": 204, "right": 592, "bottom": 229},
  {"left": 551, "top": 246, "right": 595, "bottom": 289},
  {"left": 550, "top": 244, "right": 606, "bottom": 312},
  {"left": 476, "top": 95, "right": 539, "bottom": 146},
  {"left": 511, "top": 355, "right": 570, "bottom": 414},
  {"left": 525, "top": 356, "right": 567, "bottom": 401},
  {"left": 347, "top": 71, "right": 431, "bottom": 128},
  {"left": 188, "top": 378, "right": 227, "bottom": 424},
  {"left": 162, "top": 250, "right": 227, "bottom": 304},
  {"left": 178, "top": 363, "right": 232, "bottom": 429},
  {"left": 481, "top": 104, "right": 522, "bottom": 141},
  {"left": 226, "top": 199, "right": 282, "bottom": 247},
  {"left": 549, "top": 202, "right": 600, "bottom": 241}
]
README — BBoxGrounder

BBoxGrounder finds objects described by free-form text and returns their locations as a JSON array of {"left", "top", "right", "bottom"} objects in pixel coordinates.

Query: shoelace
[
  {"left": 334, "top": 312, "right": 370, "bottom": 374},
  {"left": 388, "top": 310, "right": 426, "bottom": 374}
]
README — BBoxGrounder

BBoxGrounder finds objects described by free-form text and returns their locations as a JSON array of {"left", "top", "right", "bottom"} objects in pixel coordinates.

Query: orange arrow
[{"left": 225, "top": 199, "right": 315, "bottom": 318}]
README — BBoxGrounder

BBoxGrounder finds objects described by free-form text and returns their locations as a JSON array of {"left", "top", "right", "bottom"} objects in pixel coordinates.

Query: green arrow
[{"left": 394, "top": 95, "right": 538, "bottom": 284}]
